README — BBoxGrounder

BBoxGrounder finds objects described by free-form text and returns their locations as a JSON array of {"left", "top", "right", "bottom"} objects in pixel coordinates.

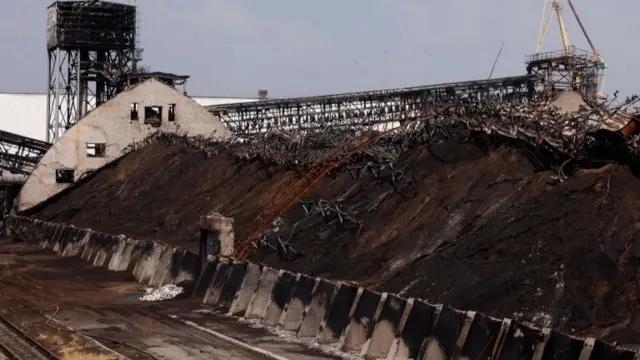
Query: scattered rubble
[{"left": 139, "top": 284, "right": 183, "bottom": 301}]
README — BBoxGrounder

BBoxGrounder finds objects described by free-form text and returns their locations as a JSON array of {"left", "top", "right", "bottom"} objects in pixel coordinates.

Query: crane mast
[{"left": 527, "top": 0, "right": 607, "bottom": 100}]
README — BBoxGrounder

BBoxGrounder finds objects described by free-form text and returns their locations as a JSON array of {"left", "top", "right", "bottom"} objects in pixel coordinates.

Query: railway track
[{"left": 0, "top": 316, "right": 57, "bottom": 360}]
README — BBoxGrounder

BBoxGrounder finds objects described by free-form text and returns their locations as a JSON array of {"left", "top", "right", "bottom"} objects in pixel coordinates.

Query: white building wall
[
  {"left": 17, "top": 79, "right": 233, "bottom": 211},
  {"left": 0, "top": 92, "right": 258, "bottom": 141}
]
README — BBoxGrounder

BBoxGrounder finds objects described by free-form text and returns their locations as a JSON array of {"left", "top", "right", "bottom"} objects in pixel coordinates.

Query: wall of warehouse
[{"left": 0, "top": 92, "right": 258, "bottom": 141}]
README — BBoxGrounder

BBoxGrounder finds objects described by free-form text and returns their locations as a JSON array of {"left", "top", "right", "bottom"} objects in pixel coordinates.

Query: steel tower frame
[{"left": 46, "top": 1, "right": 139, "bottom": 143}]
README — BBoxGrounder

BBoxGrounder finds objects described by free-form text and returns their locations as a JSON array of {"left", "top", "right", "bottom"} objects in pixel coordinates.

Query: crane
[
  {"left": 533, "top": 0, "right": 607, "bottom": 99},
  {"left": 536, "top": 0, "right": 571, "bottom": 54}
]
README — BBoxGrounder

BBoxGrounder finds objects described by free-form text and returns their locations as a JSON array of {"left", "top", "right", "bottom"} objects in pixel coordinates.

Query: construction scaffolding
[{"left": 46, "top": 0, "right": 140, "bottom": 142}]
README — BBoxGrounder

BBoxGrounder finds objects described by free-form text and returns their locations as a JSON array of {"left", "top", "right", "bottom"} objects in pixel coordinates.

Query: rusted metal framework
[
  {"left": 207, "top": 75, "right": 541, "bottom": 136},
  {"left": 46, "top": 1, "right": 139, "bottom": 142},
  {"left": 526, "top": 46, "right": 605, "bottom": 100},
  {"left": 0, "top": 131, "right": 51, "bottom": 176}
]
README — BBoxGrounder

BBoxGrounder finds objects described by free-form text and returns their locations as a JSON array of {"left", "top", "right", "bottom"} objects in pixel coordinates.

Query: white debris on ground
[
  {"left": 237, "top": 317, "right": 361, "bottom": 360},
  {"left": 138, "top": 284, "right": 183, "bottom": 301}
]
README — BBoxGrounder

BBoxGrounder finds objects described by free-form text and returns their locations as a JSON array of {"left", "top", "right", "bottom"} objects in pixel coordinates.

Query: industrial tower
[
  {"left": 525, "top": 0, "right": 607, "bottom": 100},
  {"left": 46, "top": 0, "right": 141, "bottom": 143}
]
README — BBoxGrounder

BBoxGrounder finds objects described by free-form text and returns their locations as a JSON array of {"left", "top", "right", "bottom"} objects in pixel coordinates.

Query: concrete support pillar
[{"left": 198, "top": 212, "right": 235, "bottom": 265}]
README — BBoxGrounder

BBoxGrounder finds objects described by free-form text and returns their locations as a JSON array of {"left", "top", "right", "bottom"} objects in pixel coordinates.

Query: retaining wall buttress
[
  {"left": 263, "top": 270, "right": 297, "bottom": 326},
  {"left": 228, "top": 262, "right": 262, "bottom": 317},
  {"left": 362, "top": 293, "right": 407, "bottom": 359},
  {"left": 245, "top": 267, "right": 280, "bottom": 320},
  {"left": 203, "top": 259, "right": 233, "bottom": 306},
  {"left": 317, "top": 282, "right": 359, "bottom": 344},
  {"left": 338, "top": 288, "right": 382, "bottom": 353},
  {"left": 278, "top": 274, "right": 316, "bottom": 331},
  {"left": 8, "top": 215, "right": 637, "bottom": 360}
]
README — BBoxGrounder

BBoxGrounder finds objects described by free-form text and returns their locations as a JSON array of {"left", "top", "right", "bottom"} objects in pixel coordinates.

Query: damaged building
[{"left": 17, "top": 78, "right": 231, "bottom": 211}]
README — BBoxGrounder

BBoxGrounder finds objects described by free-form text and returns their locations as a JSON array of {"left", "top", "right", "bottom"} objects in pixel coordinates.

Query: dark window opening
[
  {"left": 55, "top": 169, "right": 75, "bottom": 184},
  {"left": 130, "top": 103, "right": 138, "bottom": 120},
  {"left": 144, "top": 105, "right": 162, "bottom": 127},
  {"left": 86, "top": 143, "right": 106, "bottom": 158},
  {"left": 168, "top": 104, "right": 176, "bottom": 122}
]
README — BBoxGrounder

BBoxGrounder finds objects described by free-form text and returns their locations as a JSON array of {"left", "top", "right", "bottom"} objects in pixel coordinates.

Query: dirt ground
[
  {"left": 0, "top": 240, "right": 342, "bottom": 360},
  {"left": 28, "top": 131, "right": 640, "bottom": 344}
]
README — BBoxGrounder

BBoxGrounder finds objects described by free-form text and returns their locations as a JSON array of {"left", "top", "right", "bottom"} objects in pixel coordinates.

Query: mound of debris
[{"left": 26, "top": 127, "right": 640, "bottom": 344}]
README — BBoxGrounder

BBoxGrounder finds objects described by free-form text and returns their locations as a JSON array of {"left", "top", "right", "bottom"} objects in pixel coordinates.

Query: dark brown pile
[{"left": 28, "top": 131, "right": 640, "bottom": 343}]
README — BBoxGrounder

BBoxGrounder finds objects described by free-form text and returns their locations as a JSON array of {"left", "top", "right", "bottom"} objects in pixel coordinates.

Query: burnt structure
[
  {"left": 0, "top": 131, "right": 51, "bottom": 223},
  {"left": 526, "top": 46, "right": 606, "bottom": 100},
  {"left": 46, "top": 0, "right": 140, "bottom": 142},
  {"left": 0, "top": 131, "right": 51, "bottom": 177},
  {"left": 207, "top": 75, "right": 543, "bottom": 136}
]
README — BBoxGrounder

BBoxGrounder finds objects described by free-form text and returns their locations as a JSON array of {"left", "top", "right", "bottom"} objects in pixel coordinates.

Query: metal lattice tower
[{"left": 46, "top": 1, "right": 141, "bottom": 143}]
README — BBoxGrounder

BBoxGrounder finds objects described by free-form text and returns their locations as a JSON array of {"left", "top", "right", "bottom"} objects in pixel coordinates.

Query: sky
[{"left": 0, "top": 0, "right": 637, "bottom": 98}]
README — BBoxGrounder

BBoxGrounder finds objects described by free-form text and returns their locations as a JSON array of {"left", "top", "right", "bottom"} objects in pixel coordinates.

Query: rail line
[{"left": 0, "top": 315, "right": 58, "bottom": 360}]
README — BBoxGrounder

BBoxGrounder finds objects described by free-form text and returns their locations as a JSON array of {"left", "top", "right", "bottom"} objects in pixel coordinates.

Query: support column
[{"left": 198, "top": 212, "right": 235, "bottom": 268}]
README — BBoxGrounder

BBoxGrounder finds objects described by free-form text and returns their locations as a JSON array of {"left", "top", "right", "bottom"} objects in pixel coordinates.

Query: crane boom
[
  {"left": 566, "top": 0, "right": 599, "bottom": 59},
  {"left": 536, "top": 3, "right": 556, "bottom": 53},
  {"left": 553, "top": 0, "right": 571, "bottom": 52}
]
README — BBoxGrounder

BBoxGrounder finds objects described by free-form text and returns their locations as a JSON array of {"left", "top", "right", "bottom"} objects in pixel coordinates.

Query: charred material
[
  {"left": 207, "top": 75, "right": 541, "bottom": 136},
  {"left": 0, "top": 131, "right": 51, "bottom": 176},
  {"left": 189, "top": 96, "right": 640, "bottom": 171}
]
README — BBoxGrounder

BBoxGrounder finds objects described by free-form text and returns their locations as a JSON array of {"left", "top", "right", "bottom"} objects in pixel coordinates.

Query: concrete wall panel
[
  {"left": 339, "top": 288, "right": 382, "bottom": 352},
  {"left": 245, "top": 267, "right": 280, "bottom": 320},
  {"left": 132, "top": 242, "right": 155, "bottom": 282},
  {"left": 107, "top": 238, "right": 128, "bottom": 271},
  {"left": 140, "top": 243, "right": 165, "bottom": 285},
  {"left": 173, "top": 250, "right": 200, "bottom": 292},
  {"left": 279, "top": 274, "right": 316, "bottom": 332},
  {"left": 457, "top": 311, "right": 503, "bottom": 360},
  {"left": 298, "top": 278, "right": 338, "bottom": 338},
  {"left": 116, "top": 239, "right": 137, "bottom": 272},
  {"left": 66, "top": 230, "right": 91, "bottom": 258},
  {"left": 540, "top": 330, "right": 585, "bottom": 360},
  {"left": 317, "top": 282, "right": 359, "bottom": 344},
  {"left": 419, "top": 305, "right": 466, "bottom": 360},
  {"left": 193, "top": 257, "right": 219, "bottom": 298},
  {"left": 495, "top": 319, "right": 544, "bottom": 360},
  {"left": 362, "top": 294, "right": 406, "bottom": 359},
  {"left": 203, "top": 260, "right": 232, "bottom": 306},
  {"left": 80, "top": 232, "right": 100, "bottom": 261},
  {"left": 263, "top": 270, "right": 296, "bottom": 326},
  {"left": 165, "top": 249, "right": 185, "bottom": 285},
  {"left": 126, "top": 240, "right": 147, "bottom": 274},
  {"left": 228, "top": 262, "right": 262, "bottom": 317},
  {"left": 215, "top": 262, "right": 248, "bottom": 313},
  {"left": 59, "top": 228, "right": 80, "bottom": 256},
  {"left": 9, "top": 217, "right": 633, "bottom": 360},
  {"left": 150, "top": 246, "right": 175, "bottom": 287}
]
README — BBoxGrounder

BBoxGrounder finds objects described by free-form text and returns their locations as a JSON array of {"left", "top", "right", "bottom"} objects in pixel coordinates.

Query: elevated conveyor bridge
[
  {"left": 0, "top": 130, "right": 51, "bottom": 180},
  {"left": 207, "top": 75, "right": 541, "bottom": 136}
]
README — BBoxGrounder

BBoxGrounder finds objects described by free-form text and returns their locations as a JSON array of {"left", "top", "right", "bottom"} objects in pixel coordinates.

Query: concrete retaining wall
[{"left": 7, "top": 216, "right": 637, "bottom": 360}]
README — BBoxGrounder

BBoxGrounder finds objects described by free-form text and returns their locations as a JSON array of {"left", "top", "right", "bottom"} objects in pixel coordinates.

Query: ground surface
[
  {"left": 29, "top": 132, "right": 640, "bottom": 344},
  {"left": 0, "top": 240, "right": 343, "bottom": 360}
]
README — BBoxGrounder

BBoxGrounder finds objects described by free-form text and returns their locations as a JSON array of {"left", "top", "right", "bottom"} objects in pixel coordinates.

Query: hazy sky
[{"left": 0, "top": 0, "right": 637, "bottom": 98}]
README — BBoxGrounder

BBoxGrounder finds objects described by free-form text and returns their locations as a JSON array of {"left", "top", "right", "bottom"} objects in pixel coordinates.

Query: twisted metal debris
[
  {"left": 122, "top": 95, "right": 640, "bottom": 260},
  {"left": 125, "top": 95, "right": 640, "bottom": 167}
]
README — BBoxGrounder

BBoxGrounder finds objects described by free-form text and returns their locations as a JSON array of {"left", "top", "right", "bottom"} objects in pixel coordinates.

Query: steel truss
[
  {"left": 526, "top": 46, "right": 605, "bottom": 99},
  {"left": 0, "top": 131, "right": 51, "bottom": 176},
  {"left": 207, "top": 75, "right": 542, "bottom": 136}
]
